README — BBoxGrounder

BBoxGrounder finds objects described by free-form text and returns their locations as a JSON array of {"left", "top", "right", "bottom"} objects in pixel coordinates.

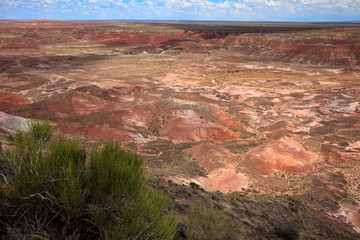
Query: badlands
[{"left": 0, "top": 21, "right": 360, "bottom": 239}]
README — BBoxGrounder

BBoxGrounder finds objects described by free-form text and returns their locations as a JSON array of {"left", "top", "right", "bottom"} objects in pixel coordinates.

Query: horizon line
[{"left": 1, "top": 19, "right": 360, "bottom": 23}]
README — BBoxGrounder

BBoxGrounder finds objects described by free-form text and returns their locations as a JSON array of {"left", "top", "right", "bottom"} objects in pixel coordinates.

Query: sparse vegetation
[
  {"left": 275, "top": 226, "right": 300, "bottom": 240},
  {"left": 189, "top": 181, "right": 200, "bottom": 189},
  {"left": 185, "top": 201, "right": 243, "bottom": 240},
  {"left": 0, "top": 120, "right": 178, "bottom": 239},
  {"left": 27, "top": 119, "right": 54, "bottom": 143}
]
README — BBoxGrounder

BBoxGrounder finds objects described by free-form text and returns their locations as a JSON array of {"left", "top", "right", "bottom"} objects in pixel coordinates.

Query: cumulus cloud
[{"left": 0, "top": 0, "right": 359, "bottom": 20}]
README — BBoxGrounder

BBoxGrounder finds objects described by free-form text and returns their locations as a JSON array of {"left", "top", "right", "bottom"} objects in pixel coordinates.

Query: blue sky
[{"left": 1, "top": 0, "right": 359, "bottom": 21}]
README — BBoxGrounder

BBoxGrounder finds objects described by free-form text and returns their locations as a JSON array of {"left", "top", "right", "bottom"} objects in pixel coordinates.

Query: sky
[{"left": 0, "top": 0, "right": 359, "bottom": 22}]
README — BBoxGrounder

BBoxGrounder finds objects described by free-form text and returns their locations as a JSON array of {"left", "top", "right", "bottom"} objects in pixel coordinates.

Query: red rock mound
[
  {"left": 348, "top": 211, "right": 360, "bottom": 232},
  {"left": 199, "top": 169, "right": 249, "bottom": 194},
  {"left": 66, "top": 125, "right": 134, "bottom": 142},
  {"left": 59, "top": 98, "right": 242, "bottom": 143},
  {"left": 95, "top": 31, "right": 188, "bottom": 46},
  {"left": 263, "top": 43, "right": 357, "bottom": 66},
  {"left": 0, "top": 90, "right": 32, "bottom": 112},
  {"left": 147, "top": 98, "right": 242, "bottom": 141},
  {"left": 223, "top": 34, "right": 359, "bottom": 66},
  {"left": 186, "top": 143, "right": 236, "bottom": 170},
  {"left": 208, "top": 105, "right": 244, "bottom": 130},
  {"left": 42, "top": 91, "right": 116, "bottom": 116},
  {"left": 120, "top": 103, "right": 157, "bottom": 132},
  {"left": 75, "top": 104, "right": 156, "bottom": 133},
  {"left": 152, "top": 107, "right": 240, "bottom": 141},
  {"left": 246, "top": 138, "right": 316, "bottom": 174},
  {"left": 57, "top": 102, "right": 158, "bottom": 142}
]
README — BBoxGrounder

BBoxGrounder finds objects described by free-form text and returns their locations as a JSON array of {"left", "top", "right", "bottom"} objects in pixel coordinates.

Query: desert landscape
[{"left": 0, "top": 20, "right": 360, "bottom": 239}]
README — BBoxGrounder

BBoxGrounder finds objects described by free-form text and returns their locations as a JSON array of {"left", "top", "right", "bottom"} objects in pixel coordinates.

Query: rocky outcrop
[{"left": 0, "top": 111, "right": 29, "bottom": 133}]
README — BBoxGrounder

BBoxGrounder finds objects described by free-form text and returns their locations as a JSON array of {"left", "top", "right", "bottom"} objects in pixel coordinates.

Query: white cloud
[
  {"left": 267, "top": 0, "right": 277, "bottom": 6},
  {"left": 218, "top": 1, "right": 230, "bottom": 8},
  {"left": 290, "top": 5, "right": 295, "bottom": 14},
  {"left": 145, "top": 0, "right": 154, "bottom": 5},
  {"left": 182, "top": 1, "right": 192, "bottom": 7},
  {"left": 1, "top": 0, "right": 359, "bottom": 20},
  {"left": 234, "top": 2, "right": 246, "bottom": 8}
]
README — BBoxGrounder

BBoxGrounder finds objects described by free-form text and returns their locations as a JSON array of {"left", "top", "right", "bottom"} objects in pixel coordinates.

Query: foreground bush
[{"left": 0, "top": 120, "right": 178, "bottom": 239}]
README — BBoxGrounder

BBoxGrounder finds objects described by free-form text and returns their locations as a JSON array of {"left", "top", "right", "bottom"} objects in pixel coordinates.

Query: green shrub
[
  {"left": 89, "top": 141, "right": 143, "bottom": 201},
  {"left": 112, "top": 189, "right": 178, "bottom": 240},
  {"left": 44, "top": 137, "right": 87, "bottom": 212},
  {"left": 89, "top": 141, "right": 178, "bottom": 240},
  {"left": 189, "top": 181, "right": 200, "bottom": 189},
  {"left": 0, "top": 120, "right": 178, "bottom": 239},
  {"left": 275, "top": 226, "right": 300, "bottom": 240},
  {"left": 186, "top": 201, "right": 242, "bottom": 240},
  {"left": 5, "top": 126, "right": 44, "bottom": 203},
  {"left": 28, "top": 119, "right": 54, "bottom": 143}
]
